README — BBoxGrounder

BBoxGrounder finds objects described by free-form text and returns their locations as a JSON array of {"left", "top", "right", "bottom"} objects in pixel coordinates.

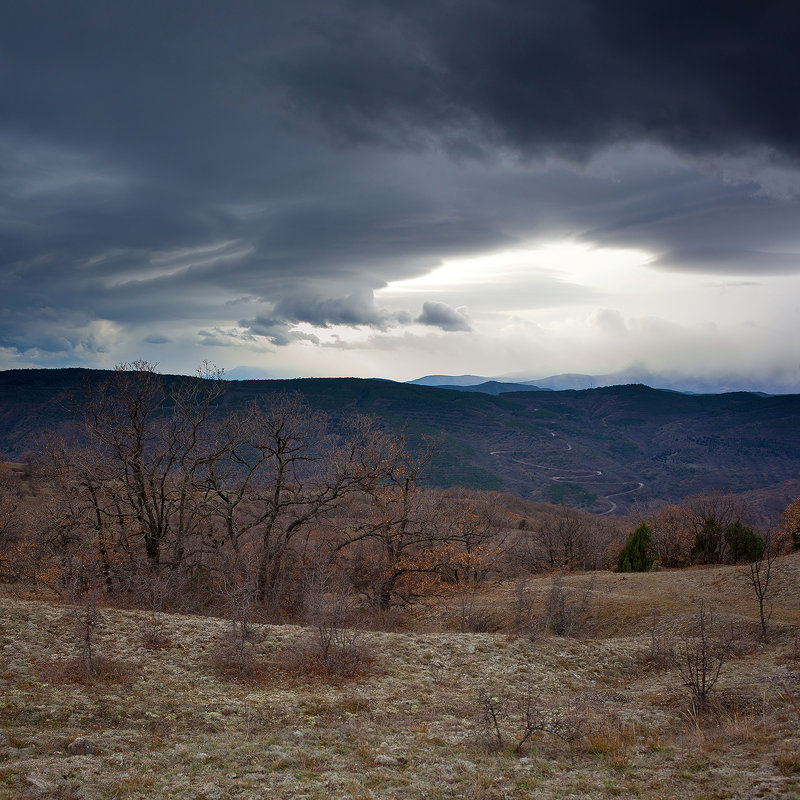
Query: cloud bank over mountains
[{"left": 1, "top": 1, "right": 800, "bottom": 388}]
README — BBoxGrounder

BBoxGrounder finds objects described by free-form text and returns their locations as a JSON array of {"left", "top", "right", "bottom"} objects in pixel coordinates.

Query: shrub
[
  {"left": 529, "top": 574, "right": 594, "bottom": 638},
  {"left": 478, "top": 687, "right": 587, "bottom": 753},
  {"left": 677, "top": 603, "right": 735, "bottom": 705},
  {"left": 724, "top": 522, "right": 764, "bottom": 564},
  {"left": 642, "top": 610, "right": 675, "bottom": 670},
  {"left": 282, "top": 576, "right": 371, "bottom": 679},
  {"left": 616, "top": 523, "right": 653, "bottom": 572}
]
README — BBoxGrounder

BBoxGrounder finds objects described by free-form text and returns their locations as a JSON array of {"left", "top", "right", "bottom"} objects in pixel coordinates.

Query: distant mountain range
[
  {"left": 1, "top": 368, "right": 799, "bottom": 525},
  {"left": 430, "top": 381, "right": 551, "bottom": 396},
  {"left": 410, "top": 370, "right": 790, "bottom": 395}
]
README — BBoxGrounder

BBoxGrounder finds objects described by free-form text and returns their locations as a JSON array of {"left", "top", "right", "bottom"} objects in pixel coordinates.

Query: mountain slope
[{"left": 1, "top": 369, "right": 799, "bottom": 522}]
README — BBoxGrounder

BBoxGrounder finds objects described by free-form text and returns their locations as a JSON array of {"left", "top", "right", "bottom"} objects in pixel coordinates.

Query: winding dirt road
[{"left": 490, "top": 431, "right": 644, "bottom": 514}]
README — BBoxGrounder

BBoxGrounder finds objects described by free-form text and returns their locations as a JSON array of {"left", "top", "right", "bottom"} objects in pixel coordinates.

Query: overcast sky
[{"left": 3, "top": 1, "right": 800, "bottom": 390}]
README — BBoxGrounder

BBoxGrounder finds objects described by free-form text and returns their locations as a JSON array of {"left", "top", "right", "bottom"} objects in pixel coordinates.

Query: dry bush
[
  {"left": 211, "top": 612, "right": 264, "bottom": 679},
  {"left": 677, "top": 603, "right": 736, "bottom": 705},
  {"left": 206, "top": 574, "right": 269, "bottom": 679},
  {"left": 279, "top": 628, "right": 371, "bottom": 681},
  {"left": 136, "top": 572, "right": 173, "bottom": 650},
  {"left": 276, "top": 573, "right": 372, "bottom": 680},
  {"left": 639, "top": 610, "right": 676, "bottom": 670},
  {"left": 781, "top": 682, "right": 800, "bottom": 725},
  {"left": 140, "top": 617, "right": 173, "bottom": 650},
  {"left": 35, "top": 577, "right": 133, "bottom": 685},
  {"left": 210, "top": 621, "right": 272, "bottom": 683},
  {"left": 743, "top": 528, "right": 788, "bottom": 642},
  {"left": 508, "top": 574, "right": 596, "bottom": 640},
  {"left": 775, "top": 749, "right": 800, "bottom": 776},
  {"left": 211, "top": 636, "right": 256, "bottom": 680},
  {"left": 50, "top": 587, "right": 135, "bottom": 685},
  {"left": 47, "top": 653, "right": 135, "bottom": 686},
  {"left": 312, "top": 619, "right": 366, "bottom": 677},
  {"left": 63, "top": 581, "right": 105, "bottom": 679},
  {"left": 478, "top": 686, "right": 587, "bottom": 754},
  {"left": 511, "top": 576, "right": 537, "bottom": 634},
  {"left": 537, "top": 574, "right": 594, "bottom": 638},
  {"left": 584, "top": 715, "right": 637, "bottom": 769},
  {"left": 452, "top": 587, "right": 505, "bottom": 633}
]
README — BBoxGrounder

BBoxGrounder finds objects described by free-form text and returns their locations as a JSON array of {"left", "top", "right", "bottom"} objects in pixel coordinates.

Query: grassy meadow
[{"left": 3, "top": 557, "right": 800, "bottom": 799}]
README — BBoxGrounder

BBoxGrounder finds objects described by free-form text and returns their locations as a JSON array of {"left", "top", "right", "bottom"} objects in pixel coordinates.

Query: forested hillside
[{"left": 1, "top": 368, "right": 799, "bottom": 523}]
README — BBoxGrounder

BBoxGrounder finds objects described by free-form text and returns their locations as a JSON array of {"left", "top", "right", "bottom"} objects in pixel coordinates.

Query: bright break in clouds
[{"left": 2, "top": 1, "right": 800, "bottom": 390}]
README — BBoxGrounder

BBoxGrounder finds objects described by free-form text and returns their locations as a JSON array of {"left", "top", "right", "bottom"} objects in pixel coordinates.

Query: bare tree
[
  {"left": 71, "top": 360, "right": 225, "bottom": 572},
  {"left": 479, "top": 687, "right": 585, "bottom": 753},
  {"left": 744, "top": 528, "right": 788, "bottom": 641},
  {"left": 429, "top": 489, "right": 507, "bottom": 586},
  {"left": 778, "top": 496, "right": 800, "bottom": 550},
  {"left": 40, "top": 435, "right": 128, "bottom": 593},
  {"left": 646, "top": 502, "right": 695, "bottom": 567},
  {"left": 332, "top": 433, "right": 441, "bottom": 610},
  {"left": 677, "top": 603, "right": 735, "bottom": 705},
  {"left": 220, "top": 398, "right": 384, "bottom": 606},
  {"left": 537, "top": 505, "right": 589, "bottom": 569},
  {"left": 0, "top": 462, "right": 24, "bottom": 582}
]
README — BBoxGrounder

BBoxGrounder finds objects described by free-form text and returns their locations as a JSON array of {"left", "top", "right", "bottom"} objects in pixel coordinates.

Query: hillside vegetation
[
  {"left": 2, "top": 364, "right": 800, "bottom": 798},
  {"left": 3, "top": 557, "right": 800, "bottom": 799},
  {"left": 1, "top": 369, "right": 800, "bottom": 521}
]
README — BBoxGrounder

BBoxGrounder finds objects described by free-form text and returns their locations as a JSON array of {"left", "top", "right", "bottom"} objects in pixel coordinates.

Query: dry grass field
[{"left": 3, "top": 556, "right": 800, "bottom": 799}]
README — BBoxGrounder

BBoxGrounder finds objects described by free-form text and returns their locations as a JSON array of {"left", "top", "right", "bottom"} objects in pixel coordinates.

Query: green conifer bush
[{"left": 616, "top": 523, "right": 654, "bottom": 572}]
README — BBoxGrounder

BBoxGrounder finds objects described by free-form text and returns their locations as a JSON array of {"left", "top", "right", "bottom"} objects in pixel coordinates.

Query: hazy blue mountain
[
  {"left": 409, "top": 374, "right": 490, "bottom": 386},
  {"left": 413, "top": 369, "right": 794, "bottom": 395},
  {"left": 437, "top": 381, "right": 550, "bottom": 395}
]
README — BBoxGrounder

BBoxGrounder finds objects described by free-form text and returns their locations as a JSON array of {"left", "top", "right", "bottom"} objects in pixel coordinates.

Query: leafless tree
[
  {"left": 744, "top": 528, "right": 788, "bottom": 641},
  {"left": 40, "top": 435, "right": 127, "bottom": 593},
  {"left": 332, "top": 433, "right": 442, "bottom": 610},
  {"left": 646, "top": 502, "right": 695, "bottom": 567},
  {"left": 778, "top": 496, "right": 800, "bottom": 550},
  {"left": 537, "top": 505, "right": 589, "bottom": 569},
  {"left": 73, "top": 360, "right": 225, "bottom": 572},
  {"left": 677, "top": 603, "right": 735, "bottom": 704},
  {"left": 479, "top": 687, "right": 586, "bottom": 753},
  {"left": 207, "top": 398, "right": 384, "bottom": 605},
  {"left": 0, "top": 462, "right": 25, "bottom": 582}
]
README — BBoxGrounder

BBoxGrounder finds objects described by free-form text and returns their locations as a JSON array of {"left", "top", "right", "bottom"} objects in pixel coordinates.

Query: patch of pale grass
[{"left": 3, "top": 571, "right": 800, "bottom": 799}]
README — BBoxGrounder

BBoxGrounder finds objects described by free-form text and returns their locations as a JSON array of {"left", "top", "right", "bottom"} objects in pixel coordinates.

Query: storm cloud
[
  {"left": 269, "top": 1, "right": 800, "bottom": 161},
  {"left": 1, "top": 1, "right": 800, "bottom": 385}
]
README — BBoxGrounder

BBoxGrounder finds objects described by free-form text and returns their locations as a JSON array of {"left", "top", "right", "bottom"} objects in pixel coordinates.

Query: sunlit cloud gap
[{"left": 377, "top": 242, "right": 657, "bottom": 297}]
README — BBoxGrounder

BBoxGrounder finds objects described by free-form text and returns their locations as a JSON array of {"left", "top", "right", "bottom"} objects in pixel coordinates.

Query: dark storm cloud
[
  {"left": 236, "top": 317, "right": 304, "bottom": 347},
  {"left": 1, "top": 1, "right": 800, "bottom": 365},
  {"left": 416, "top": 302, "right": 472, "bottom": 332},
  {"left": 269, "top": 0, "right": 800, "bottom": 161}
]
